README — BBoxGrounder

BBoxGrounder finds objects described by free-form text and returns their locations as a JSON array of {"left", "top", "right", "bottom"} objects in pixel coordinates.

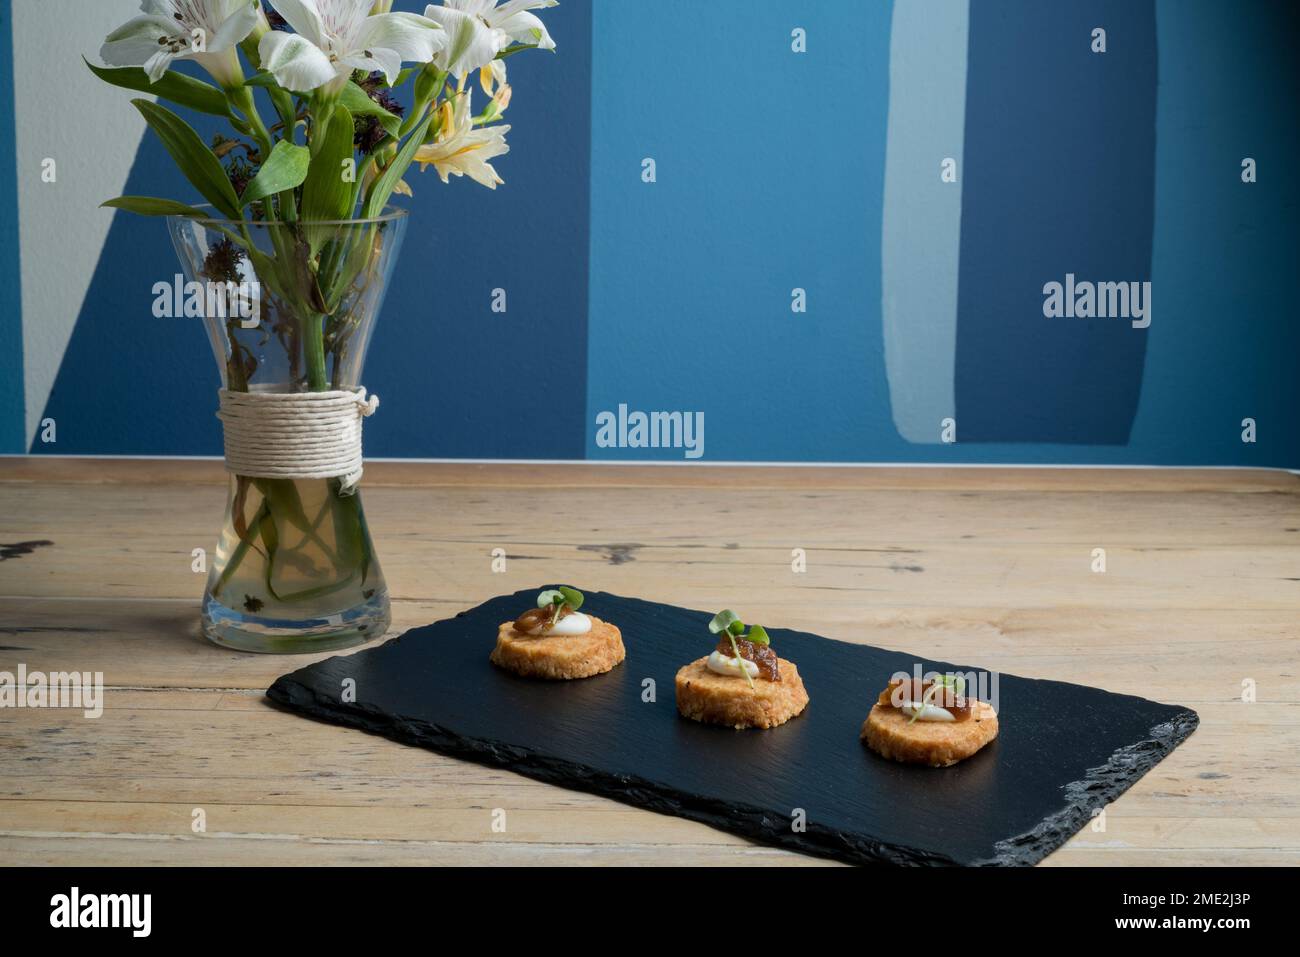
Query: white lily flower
[
  {"left": 422, "top": 0, "right": 557, "bottom": 78},
  {"left": 259, "top": 0, "right": 446, "bottom": 93},
  {"left": 100, "top": 0, "right": 262, "bottom": 87},
  {"left": 413, "top": 90, "right": 510, "bottom": 189}
]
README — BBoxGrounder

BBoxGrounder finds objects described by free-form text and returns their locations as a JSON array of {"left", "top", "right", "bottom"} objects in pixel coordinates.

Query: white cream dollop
[
  {"left": 706, "top": 650, "right": 759, "bottom": 679},
  {"left": 528, "top": 611, "right": 592, "bottom": 636},
  {"left": 898, "top": 702, "right": 955, "bottom": 722}
]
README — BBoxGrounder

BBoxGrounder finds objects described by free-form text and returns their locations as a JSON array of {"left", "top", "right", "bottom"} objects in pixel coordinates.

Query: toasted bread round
[
  {"left": 489, "top": 615, "right": 625, "bottom": 680},
  {"left": 861, "top": 701, "right": 998, "bottom": 767},
  {"left": 675, "top": 656, "right": 810, "bottom": 730}
]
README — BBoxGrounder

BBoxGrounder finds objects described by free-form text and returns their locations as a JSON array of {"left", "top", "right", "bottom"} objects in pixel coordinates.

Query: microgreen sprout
[
  {"left": 708, "top": 610, "right": 771, "bottom": 689},
  {"left": 945, "top": 674, "right": 965, "bottom": 695},
  {"left": 536, "top": 586, "right": 584, "bottom": 628},
  {"left": 537, "top": 586, "right": 583, "bottom": 611},
  {"left": 708, "top": 610, "right": 740, "bottom": 635}
]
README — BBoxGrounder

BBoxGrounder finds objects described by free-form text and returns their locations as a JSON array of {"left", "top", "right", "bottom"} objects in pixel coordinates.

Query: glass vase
[{"left": 167, "top": 209, "right": 408, "bottom": 654}]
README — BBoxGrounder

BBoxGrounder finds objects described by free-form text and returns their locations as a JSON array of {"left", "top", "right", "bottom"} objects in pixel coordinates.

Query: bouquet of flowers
[{"left": 89, "top": 0, "right": 558, "bottom": 652}]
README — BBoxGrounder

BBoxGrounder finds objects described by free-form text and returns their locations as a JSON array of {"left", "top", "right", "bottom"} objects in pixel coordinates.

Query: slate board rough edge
[
  {"left": 981, "top": 710, "right": 1198, "bottom": 866},
  {"left": 266, "top": 656, "right": 1200, "bottom": 868}
]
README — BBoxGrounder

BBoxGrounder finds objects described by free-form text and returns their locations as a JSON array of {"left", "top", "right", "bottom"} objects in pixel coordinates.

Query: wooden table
[{"left": 1, "top": 459, "right": 1297, "bottom": 866}]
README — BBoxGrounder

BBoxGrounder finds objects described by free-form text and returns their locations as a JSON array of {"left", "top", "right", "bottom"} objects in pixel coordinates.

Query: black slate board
[{"left": 266, "top": 589, "right": 1199, "bottom": 866}]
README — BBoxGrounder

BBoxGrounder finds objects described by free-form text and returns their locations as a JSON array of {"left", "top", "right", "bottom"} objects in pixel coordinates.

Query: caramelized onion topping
[
  {"left": 513, "top": 604, "right": 571, "bottom": 635},
  {"left": 716, "top": 636, "right": 780, "bottom": 682},
  {"left": 878, "top": 678, "right": 974, "bottom": 721}
]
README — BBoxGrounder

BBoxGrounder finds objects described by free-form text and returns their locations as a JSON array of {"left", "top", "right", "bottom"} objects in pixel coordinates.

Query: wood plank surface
[{"left": 1, "top": 458, "right": 1297, "bottom": 866}]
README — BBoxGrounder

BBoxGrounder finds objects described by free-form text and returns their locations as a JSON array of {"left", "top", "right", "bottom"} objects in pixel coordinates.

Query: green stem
[
  {"left": 727, "top": 631, "right": 756, "bottom": 691},
  {"left": 230, "top": 87, "right": 273, "bottom": 157},
  {"left": 304, "top": 310, "right": 329, "bottom": 391},
  {"left": 212, "top": 499, "right": 270, "bottom": 599}
]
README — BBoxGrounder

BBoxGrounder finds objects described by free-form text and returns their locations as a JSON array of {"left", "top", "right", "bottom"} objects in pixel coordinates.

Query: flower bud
[{"left": 239, "top": 4, "right": 272, "bottom": 68}]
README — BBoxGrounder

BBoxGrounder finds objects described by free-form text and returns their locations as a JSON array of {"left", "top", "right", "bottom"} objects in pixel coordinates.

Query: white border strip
[{"left": 13, "top": 1, "right": 150, "bottom": 448}]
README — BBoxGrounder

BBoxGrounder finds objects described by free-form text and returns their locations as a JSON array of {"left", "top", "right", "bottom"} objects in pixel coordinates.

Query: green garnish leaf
[
  {"left": 747, "top": 625, "right": 770, "bottom": 646},
  {"left": 728, "top": 619, "right": 745, "bottom": 636},
  {"left": 708, "top": 609, "right": 739, "bottom": 635},
  {"left": 935, "top": 673, "right": 965, "bottom": 694},
  {"left": 557, "top": 586, "right": 584, "bottom": 611},
  {"left": 536, "top": 589, "right": 565, "bottom": 608}
]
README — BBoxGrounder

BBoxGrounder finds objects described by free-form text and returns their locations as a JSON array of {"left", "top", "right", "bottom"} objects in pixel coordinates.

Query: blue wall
[
  {"left": 955, "top": 0, "right": 1155, "bottom": 446},
  {"left": 8, "top": 0, "right": 1300, "bottom": 466},
  {"left": 0, "top": 0, "right": 23, "bottom": 454},
  {"left": 587, "top": 0, "right": 893, "bottom": 462}
]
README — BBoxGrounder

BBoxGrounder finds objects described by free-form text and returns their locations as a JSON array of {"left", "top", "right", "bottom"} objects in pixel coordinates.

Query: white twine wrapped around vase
[{"left": 216, "top": 388, "right": 380, "bottom": 494}]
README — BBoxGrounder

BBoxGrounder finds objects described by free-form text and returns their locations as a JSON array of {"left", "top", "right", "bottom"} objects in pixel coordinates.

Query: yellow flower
[{"left": 413, "top": 91, "right": 511, "bottom": 189}]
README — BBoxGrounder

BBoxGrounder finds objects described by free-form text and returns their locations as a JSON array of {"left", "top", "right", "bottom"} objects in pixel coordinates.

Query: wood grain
[{"left": 1, "top": 458, "right": 1297, "bottom": 866}]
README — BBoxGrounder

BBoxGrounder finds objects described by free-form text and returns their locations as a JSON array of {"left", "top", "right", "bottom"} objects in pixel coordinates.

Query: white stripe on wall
[
  {"left": 880, "top": 0, "right": 969, "bottom": 444},
  {"left": 13, "top": 1, "right": 149, "bottom": 447}
]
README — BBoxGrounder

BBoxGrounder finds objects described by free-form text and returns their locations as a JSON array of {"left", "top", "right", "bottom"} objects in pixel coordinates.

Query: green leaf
[
  {"left": 363, "top": 112, "right": 431, "bottom": 219},
  {"left": 708, "top": 609, "right": 739, "bottom": 635},
  {"left": 747, "top": 625, "right": 770, "bottom": 646},
  {"left": 240, "top": 140, "right": 310, "bottom": 207},
  {"left": 85, "top": 57, "right": 230, "bottom": 117},
  {"left": 258, "top": 479, "right": 316, "bottom": 542},
  {"left": 101, "top": 196, "right": 211, "bottom": 218},
  {"left": 341, "top": 82, "right": 400, "bottom": 138},
  {"left": 244, "top": 71, "right": 280, "bottom": 88},
  {"left": 537, "top": 589, "right": 565, "bottom": 608},
  {"left": 935, "top": 674, "right": 965, "bottom": 694},
  {"left": 132, "top": 99, "right": 241, "bottom": 219},
  {"left": 728, "top": 619, "right": 745, "bottom": 636},
  {"left": 496, "top": 43, "right": 541, "bottom": 61},
  {"left": 557, "top": 586, "right": 584, "bottom": 611},
  {"left": 300, "top": 104, "right": 356, "bottom": 223}
]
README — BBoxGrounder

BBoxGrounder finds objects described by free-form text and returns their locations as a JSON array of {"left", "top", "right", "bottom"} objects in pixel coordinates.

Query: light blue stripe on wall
[
  {"left": 880, "top": 0, "right": 968, "bottom": 445},
  {"left": 0, "top": 0, "right": 23, "bottom": 453}
]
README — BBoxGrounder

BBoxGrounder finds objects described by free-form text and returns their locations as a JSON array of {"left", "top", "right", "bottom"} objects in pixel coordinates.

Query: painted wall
[{"left": 2, "top": 0, "right": 1297, "bottom": 466}]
